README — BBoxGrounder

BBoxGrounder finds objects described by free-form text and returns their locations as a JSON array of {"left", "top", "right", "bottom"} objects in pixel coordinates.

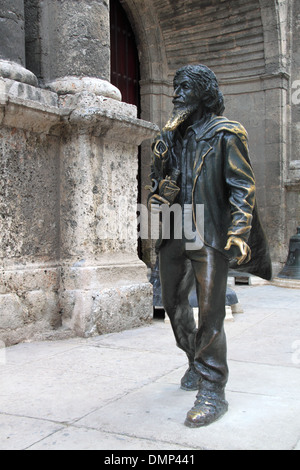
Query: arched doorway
[
  {"left": 110, "top": 0, "right": 140, "bottom": 115},
  {"left": 110, "top": 0, "right": 143, "bottom": 259}
]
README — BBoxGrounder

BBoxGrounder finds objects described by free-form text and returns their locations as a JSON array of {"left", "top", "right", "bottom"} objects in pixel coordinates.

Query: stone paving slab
[
  {"left": 0, "top": 284, "right": 299, "bottom": 450},
  {"left": 75, "top": 381, "right": 300, "bottom": 451}
]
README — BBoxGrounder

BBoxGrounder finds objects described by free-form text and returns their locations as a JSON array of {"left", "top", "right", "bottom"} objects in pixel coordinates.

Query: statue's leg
[
  {"left": 185, "top": 245, "right": 229, "bottom": 427},
  {"left": 159, "top": 240, "right": 198, "bottom": 389}
]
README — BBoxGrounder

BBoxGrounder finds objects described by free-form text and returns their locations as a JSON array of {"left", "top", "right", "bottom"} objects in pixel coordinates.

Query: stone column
[
  {"left": 41, "top": 0, "right": 120, "bottom": 100},
  {"left": 0, "top": 0, "right": 37, "bottom": 85}
]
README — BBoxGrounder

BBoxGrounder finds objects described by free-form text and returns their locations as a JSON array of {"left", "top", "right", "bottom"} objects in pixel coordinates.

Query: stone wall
[
  {"left": 153, "top": 0, "right": 266, "bottom": 81},
  {"left": 0, "top": 79, "right": 157, "bottom": 346}
]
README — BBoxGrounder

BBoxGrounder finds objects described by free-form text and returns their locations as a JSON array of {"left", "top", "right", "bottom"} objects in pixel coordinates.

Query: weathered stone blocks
[
  {"left": 62, "top": 282, "right": 153, "bottom": 337},
  {"left": 0, "top": 78, "right": 158, "bottom": 345}
]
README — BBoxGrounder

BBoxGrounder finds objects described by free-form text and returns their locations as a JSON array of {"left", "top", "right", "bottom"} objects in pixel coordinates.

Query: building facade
[{"left": 0, "top": 0, "right": 299, "bottom": 345}]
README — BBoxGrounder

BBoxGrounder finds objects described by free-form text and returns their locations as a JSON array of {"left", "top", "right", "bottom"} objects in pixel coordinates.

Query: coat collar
[{"left": 192, "top": 115, "right": 248, "bottom": 150}]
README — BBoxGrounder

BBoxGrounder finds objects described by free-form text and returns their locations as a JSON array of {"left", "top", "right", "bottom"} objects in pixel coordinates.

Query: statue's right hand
[{"left": 149, "top": 202, "right": 161, "bottom": 214}]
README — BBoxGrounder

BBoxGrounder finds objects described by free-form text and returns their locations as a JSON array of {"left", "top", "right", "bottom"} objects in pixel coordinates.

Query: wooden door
[{"left": 110, "top": 0, "right": 140, "bottom": 114}]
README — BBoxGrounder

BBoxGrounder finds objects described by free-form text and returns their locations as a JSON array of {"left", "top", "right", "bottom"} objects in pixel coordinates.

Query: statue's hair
[{"left": 174, "top": 64, "right": 225, "bottom": 116}]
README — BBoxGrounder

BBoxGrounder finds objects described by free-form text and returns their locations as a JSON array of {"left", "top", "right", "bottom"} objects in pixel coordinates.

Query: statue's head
[
  {"left": 164, "top": 64, "right": 225, "bottom": 131},
  {"left": 174, "top": 64, "right": 225, "bottom": 115}
]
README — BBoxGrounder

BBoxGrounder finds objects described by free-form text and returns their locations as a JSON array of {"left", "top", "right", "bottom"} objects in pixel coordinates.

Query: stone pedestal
[
  {"left": 0, "top": 78, "right": 61, "bottom": 345},
  {"left": 58, "top": 92, "right": 157, "bottom": 337},
  {"left": 0, "top": 79, "right": 158, "bottom": 345},
  {"left": 0, "top": 0, "right": 37, "bottom": 85}
]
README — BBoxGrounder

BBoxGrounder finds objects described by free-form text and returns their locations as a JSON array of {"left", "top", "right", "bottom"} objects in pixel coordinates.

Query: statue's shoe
[{"left": 184, "top": 394, "right": 228, "bottom": 427}]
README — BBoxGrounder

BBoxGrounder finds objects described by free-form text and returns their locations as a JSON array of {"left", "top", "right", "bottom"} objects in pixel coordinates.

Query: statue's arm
[{"left": 223, "top": 133, "right": 255, "bottom": 264}]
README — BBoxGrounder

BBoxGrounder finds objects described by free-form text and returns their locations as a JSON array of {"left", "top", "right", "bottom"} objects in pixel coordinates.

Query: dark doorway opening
[
  {"left": 110, "top": 0, "right": 143, "bottom": 261},
  {"left": 110, "top": 0, "right": 141, "bottom": 114}
]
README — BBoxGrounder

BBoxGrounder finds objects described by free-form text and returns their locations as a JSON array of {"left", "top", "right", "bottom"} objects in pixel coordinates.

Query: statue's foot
[
  {"left": 180, "top": 365, "right": 200, "bottom": 391},
  {"left": 184, "top": 394, "right": 228, "bottom": 427}
]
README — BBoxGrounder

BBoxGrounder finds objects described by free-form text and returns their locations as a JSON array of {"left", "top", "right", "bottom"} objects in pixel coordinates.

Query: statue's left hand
[{"left": 224, "top": 236, "right": 251, "bottom": 265}]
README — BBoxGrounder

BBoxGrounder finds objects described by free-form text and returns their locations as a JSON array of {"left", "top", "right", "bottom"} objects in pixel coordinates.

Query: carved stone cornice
[{"left": 0, "top": 78, "right": 158, "bottom": 143}]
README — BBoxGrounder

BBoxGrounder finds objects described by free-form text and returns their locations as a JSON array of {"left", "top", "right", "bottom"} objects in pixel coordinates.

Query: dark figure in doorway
[{"left": 148, "top": 64, "right": 272, "bottom": 427}]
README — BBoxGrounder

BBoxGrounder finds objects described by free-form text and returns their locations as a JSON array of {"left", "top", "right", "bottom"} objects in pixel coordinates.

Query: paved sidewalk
[{"left": 0, "top": 284, "right": 299, "bottom": 450}]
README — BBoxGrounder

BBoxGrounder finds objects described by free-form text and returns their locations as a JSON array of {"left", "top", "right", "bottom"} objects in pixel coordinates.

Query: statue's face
[
  {"left": 163, "top": 71, "right": 203, "bottom": 131},
  {"left": 172, "top": 73, "right": 201, "bottom": 111}
]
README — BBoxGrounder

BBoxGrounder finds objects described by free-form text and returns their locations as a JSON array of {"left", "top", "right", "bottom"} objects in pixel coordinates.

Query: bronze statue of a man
[{"left": 148, "top": 64, "right": 272, "bottom": 427}]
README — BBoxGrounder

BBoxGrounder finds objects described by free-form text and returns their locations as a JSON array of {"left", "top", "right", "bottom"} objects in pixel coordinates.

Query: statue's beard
[{"left": 163, "top": 103, "right": 199, "bottom": 131}]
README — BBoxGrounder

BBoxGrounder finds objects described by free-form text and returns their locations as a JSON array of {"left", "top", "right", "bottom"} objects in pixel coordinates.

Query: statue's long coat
[{"left": 150, "top": 115, "right": 272, "bottom": 280}]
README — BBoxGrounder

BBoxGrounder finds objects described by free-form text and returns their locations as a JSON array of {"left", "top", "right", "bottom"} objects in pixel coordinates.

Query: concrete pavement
[{"left": 0, "top": 284, "right": 299, "bottom": 450}]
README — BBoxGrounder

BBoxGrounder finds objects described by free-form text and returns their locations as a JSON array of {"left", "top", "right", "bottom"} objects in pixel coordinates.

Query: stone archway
[
  {"left": 118, "top": 0, "right": 172, "bottom": 127},
  {"left": 116, "top": 0, "right": 173, "bottom": 266}
]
